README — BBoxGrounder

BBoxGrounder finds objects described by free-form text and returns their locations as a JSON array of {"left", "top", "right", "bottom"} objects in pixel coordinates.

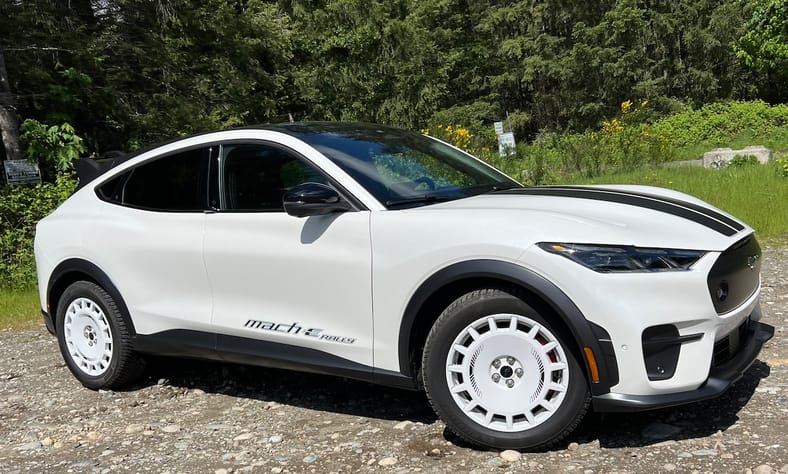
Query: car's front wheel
[
  {"left": 56, "top": 281, "right": 144, "bottom": 389},
  {"left": 422, "top": 287, "right": 589, "bottom": 450}
]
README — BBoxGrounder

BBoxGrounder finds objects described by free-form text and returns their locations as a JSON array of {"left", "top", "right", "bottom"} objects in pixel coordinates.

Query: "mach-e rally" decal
[{"left": 243, "top": 319, "right": 356, "bottom": 345}]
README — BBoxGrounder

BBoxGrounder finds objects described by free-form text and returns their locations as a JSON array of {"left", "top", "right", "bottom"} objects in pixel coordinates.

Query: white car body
[{"left": 35, "top": 123, "right": 773, "bottom": 448}]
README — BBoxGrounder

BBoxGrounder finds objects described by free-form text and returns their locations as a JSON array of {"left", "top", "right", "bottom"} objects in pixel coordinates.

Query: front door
[{"left": 203, "top": 142, "right": 374, "bottom": 368}]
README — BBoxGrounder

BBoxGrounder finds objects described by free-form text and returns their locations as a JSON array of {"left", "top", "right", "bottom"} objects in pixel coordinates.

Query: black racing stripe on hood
[
  {"left": 499, "top": 187, "right": 740, "bottom": 236},
  {"left": 544, "top": 186, "right": 744, "bottom": 231}
]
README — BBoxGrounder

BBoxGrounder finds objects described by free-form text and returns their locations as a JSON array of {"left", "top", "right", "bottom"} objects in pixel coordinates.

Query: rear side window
[{"left": 99, "top": 147, "right": 211, "bottom": 211}]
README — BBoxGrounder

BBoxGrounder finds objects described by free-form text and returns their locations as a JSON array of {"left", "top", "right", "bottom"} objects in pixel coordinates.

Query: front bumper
[{"left": 592, "top": 320, "right": 774, "bottom": 412}]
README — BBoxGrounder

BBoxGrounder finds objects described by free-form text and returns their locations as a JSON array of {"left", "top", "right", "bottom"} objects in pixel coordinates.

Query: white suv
[{"left": 34, "top": 123, "right": 773, "bottom": 450}]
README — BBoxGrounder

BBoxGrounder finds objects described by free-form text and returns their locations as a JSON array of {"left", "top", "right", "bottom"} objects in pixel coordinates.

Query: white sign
[
  {"left": 498, "top": 132, "right": 516, "bottom": 157},
  {"left": 493, "top": 121, "right": 504, "bottom": 135},
  {"left": 3, "top": 159, "right": 41, "bottom": 185}
]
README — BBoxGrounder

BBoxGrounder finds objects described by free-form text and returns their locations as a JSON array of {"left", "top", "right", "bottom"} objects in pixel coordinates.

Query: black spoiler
[{"left": 74, "top": 151, "right": 129, "bottom": 190}]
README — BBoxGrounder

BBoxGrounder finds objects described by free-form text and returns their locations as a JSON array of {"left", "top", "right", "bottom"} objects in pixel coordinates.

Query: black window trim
[
  {"left": 94, "top": 144, "right": 216, "bottom": 213},
  {"left": 213, "top": 139, "right": 368, "bottom": 214}
]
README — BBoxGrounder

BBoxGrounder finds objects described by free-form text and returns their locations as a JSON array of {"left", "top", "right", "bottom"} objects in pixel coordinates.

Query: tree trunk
[{"left": 0, "top": 48, "right": 22, "bottom": 162}]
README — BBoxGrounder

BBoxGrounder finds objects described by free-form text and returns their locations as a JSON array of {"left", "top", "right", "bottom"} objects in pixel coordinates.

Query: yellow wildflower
[{"left": 621, "top": 100, "right": 632, "bottom": 113}]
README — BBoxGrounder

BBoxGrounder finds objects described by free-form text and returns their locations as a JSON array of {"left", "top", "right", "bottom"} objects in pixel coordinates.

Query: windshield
[{"left": 288, "top": 124, "right": 521, "bottom": 208}]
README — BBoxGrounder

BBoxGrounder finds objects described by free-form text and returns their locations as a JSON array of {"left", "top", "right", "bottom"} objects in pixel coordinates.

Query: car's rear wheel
[
  {"left": 422, "top": 287, "right": 589, "bottom": 450},
  {"left": 56, "top": 281, "right": 144, "bottom": 389}
]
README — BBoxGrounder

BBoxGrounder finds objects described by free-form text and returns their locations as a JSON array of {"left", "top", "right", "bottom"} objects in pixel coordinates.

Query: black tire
[
  {"left": 56, "top": 281, "right": 145, "bottom": 389},
  {"left": 422, "top": 287, "right": 589, "bottom": 450}
]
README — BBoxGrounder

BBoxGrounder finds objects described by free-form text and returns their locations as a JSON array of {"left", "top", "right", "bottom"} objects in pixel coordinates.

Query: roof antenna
[{"left": 288, "top": 113, "right": 294, "bottom": 123}]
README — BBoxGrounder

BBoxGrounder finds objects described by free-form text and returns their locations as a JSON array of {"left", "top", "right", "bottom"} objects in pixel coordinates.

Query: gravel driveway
[{"left": 1, "top": 248, "right": 786, "bottom": 473}]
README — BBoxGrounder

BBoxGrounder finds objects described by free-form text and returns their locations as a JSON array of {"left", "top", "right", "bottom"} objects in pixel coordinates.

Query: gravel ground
[{"left": 0, "top": 248, "right": 786, "bottom": 474}]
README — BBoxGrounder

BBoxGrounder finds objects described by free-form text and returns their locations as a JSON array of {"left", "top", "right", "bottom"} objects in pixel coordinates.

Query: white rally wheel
[
  {"left": 63, "top": 297, "right": 114, "bottom": 376},
  {"left": 56, "top": 281, "right": 145, "bottom": 389},
  {"left": 422, "top": 287, "right": 589, "bottom": 450},
  {"left": 445, "top": 313, "right": 569, "bottom": 432}
]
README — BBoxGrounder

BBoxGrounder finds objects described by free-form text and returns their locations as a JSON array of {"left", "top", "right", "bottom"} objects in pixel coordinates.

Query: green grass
[
  {"left": 567, "top": 163, "right": 788, "bottom": 239},
  {"left": 0, "top": 288, "right": 41, "bottom": 330}
]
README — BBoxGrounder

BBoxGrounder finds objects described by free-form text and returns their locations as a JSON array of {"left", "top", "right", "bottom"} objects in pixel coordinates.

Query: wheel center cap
[
  {"left": 489, "top": 355, "right": 524, "bottom": 389},
  {"left": 83, "top": 325, "right": 96, "bottom": 346}
]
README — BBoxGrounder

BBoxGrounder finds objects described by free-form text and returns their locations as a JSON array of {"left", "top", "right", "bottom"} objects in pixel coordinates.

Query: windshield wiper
[
  {"left": 385, "top": 194, "right": 458, "bottom": 208},
  {"left": 463, "top": 183, "right": 523, "bottom": 197}
]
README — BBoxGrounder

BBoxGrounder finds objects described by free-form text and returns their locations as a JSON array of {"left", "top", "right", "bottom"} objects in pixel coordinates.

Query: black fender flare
[
  {"left": 46, "top": 258, "right": 137, "bottom": 336},
  {"left": 397, "top": 259, "right": 619, "bottom": 395}
]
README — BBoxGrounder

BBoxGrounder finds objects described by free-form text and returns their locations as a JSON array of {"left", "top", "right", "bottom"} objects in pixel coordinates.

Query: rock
[
  {"left": 702, "top": 146, "right": 773, "bottom": 169},
  {"left": 663, "top": 463, "right": 677, "bottom": 471},
  {"left": 40, "top": 437, "right": 53, "bottom": 446},
  {"left": 215, "top": 469, "right": 228, "bottom": 474},
  {"left": 87, "top": 431, "right": 102, "bottom": 441},
  {"left": 271, "top": 469, "right": 283, "bottom": 474},
  {"left": 393, "top": 421, "right": 411, "bottom": 430},
  {"left": 192, "top": 388, "right": 206, "bottom": 395},
  {"left": 70, "top": 460, "right": 92, "bottom": 469},
  {"left": 269, "top": 435, "right": 283, "bottom": 444},
  {"left": 53, "top": 441, "right": 64, "bottom": 449},
  {"left": 18, "top": 441, "right": 42, "bottom": 451},
  {"left": 500, "top": 450, "right": 521, "bottom": 462},
  {"left": 125, "top": 424, "right": 145, "bottom": 434},
  {"left": 641, "top": 422, "right": 682, "bottom": 441},
  {"left": 303, "top": 454, "right": 318, "bottom": 464},
  {"left": 378, "top": 457, "right": 397, "bottom": 466},
  {"left": 753, "top": 466, "right": 774, "bottom": 474},
  {"left": 567, "top": 442, "right": 579, "bottom": 451},
  {"left": 161, "top": 424, "right": 181, "bottom": 433},
  {"left": 233, "top": 432, "right": 254, "bottom": 441},
  {"left": 691, "top": 449, "right": 718, "bottom": 456}
]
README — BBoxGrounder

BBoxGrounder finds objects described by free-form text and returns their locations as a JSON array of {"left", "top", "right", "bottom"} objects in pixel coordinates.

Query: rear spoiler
[{"left": 74, "top": 151, "right": 128, "bottom": 190}]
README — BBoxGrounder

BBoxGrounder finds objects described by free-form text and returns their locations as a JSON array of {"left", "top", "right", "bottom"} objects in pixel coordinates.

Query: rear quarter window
[{"left": 97, "top": 146, "right": 212, "bottom": 212}]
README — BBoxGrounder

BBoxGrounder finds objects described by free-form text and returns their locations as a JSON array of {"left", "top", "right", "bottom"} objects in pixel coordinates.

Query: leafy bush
[
  {"left": 651, "top": 101, "right": 788, "bottom": 148},
  {"left": 471, "top": 100, "right": 788, "bottom": 183},
  {"left": 0, "top": 174, "right": 76, "bottom": 289},
  {"left": 775, "top": 157, "right": 788, "bottom": 177},
  {"left": 476, "top": 101, "right": 673, "bottom": 181},
  {"left": 728, "top": 155, "right": 760, "bottom": 168},
  {"left": 20, "top": 119, "right": 86, "bottom": 174}
]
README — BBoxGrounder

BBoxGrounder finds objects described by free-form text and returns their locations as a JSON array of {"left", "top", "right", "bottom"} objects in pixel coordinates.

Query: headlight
[{"left": 537, "top": 243, "right": 705, "bottom": 273}]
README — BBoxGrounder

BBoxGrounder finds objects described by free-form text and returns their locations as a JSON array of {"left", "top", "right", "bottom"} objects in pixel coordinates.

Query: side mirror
[{"left": 283, "top": 182, "right": 352, "bottom": 218}]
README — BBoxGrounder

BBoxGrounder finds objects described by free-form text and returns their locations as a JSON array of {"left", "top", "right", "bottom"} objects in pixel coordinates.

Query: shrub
[
  {"left": 775, "top": 157, "right": 788, "bottom": 177},
  {"left": 20, "top": 119, "right": 86, "bottom": 175},
  {"left": 728, "top": 155, "right": 760, "bottom": 168},
  {"left": 651, "top": 100, "right": 788, "bottom": 148},
  {"left": 0, "top": 174, "right": 76, "bottom": 289}
]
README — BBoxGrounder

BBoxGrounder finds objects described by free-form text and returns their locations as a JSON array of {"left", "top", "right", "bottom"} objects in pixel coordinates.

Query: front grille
[
  {"left": 712, "top": 318, "right": 750, "bottom": 366},
  {"left": 707, "top": 236, "right": 761, "bottom": 314}
]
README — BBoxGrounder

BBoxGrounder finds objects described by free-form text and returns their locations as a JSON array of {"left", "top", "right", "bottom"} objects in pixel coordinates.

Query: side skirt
[{"left": 133, "top": 329, "right": 417, "bottom": 390}]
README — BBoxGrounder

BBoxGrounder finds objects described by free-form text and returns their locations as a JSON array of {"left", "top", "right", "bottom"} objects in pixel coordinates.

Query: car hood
[{"left": 407, "top": 185, "right": 751, "bottom": 252}]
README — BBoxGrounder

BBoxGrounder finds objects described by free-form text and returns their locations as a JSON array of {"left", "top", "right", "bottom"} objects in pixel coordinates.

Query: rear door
[{"left": 89, "top": 145, "right": 215, "bottom": 335}]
